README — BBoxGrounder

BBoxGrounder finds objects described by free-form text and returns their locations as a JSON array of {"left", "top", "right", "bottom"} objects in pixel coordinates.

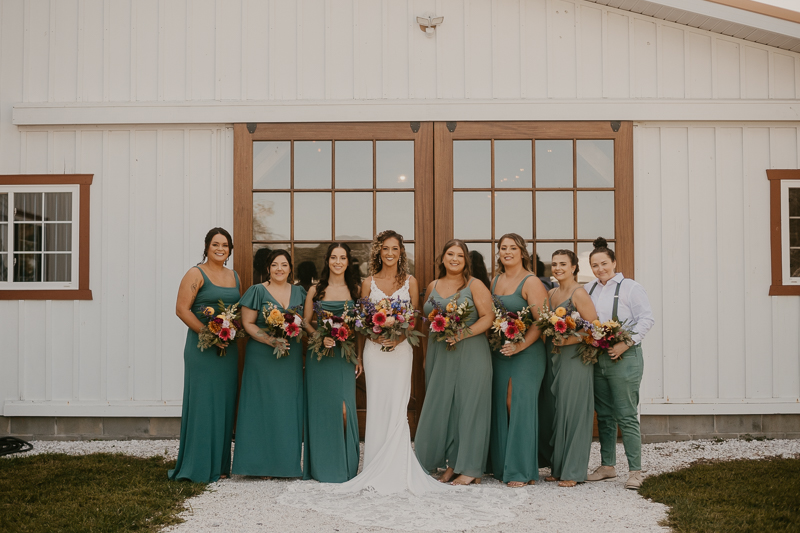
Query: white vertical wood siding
[
  {"left": 1, "top": 0, "right": 799, "bottom": 416},
  {"left": 636, "top": 124, "right": 800, "bottom": 414},
  {"left": 3, "top": 0, "right": 798, "bottom": 105},
  {"left": 0, "top": 126, "right": 233, "bottom": 415}
]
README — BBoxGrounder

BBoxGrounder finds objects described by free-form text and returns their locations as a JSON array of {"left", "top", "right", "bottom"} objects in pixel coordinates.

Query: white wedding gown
[
  {"left": 339, "top": 277, "right": 449, "bottom": 495},
  {"left": 277, "top": 277, "right": 527, "bottom": 530}
]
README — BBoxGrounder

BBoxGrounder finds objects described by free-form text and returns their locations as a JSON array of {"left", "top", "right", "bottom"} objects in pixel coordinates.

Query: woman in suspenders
[{"left": 585, "top": 237, "right": 655, "bottom": 490}]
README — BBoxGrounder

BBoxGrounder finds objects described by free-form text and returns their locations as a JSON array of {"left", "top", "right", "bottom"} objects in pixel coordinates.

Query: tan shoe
[
  {"left": 625, "top": 471, "right": 644, "bottom": 490},
  {"left": 586, "top": 465, "right": 617, "bottom": 481}
]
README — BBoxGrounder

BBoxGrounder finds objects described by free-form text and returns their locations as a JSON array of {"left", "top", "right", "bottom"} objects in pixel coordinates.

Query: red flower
[
  {"left": 334, "top": 325, "right": 350, "bottom": 342},
  {"left": 285, "top": 322, "right": 300, "bottom": 337},
  {"left": 505, "top": 324, "right": 519, "bottom": 338},
  {"left": 331, "top": 315, "right": 344, "bottom": 325},
  {"left": 218, "top": 328, "right": 233, "bottom": 341},
  {"left": 431, "top": 315, "right": 447, "bottom": 333},
  {"left": 373, "top": 311, "right": 387, "bottom": 327},
  {"left": 554, "top": 320, "right": 567, "bottom": 333}
]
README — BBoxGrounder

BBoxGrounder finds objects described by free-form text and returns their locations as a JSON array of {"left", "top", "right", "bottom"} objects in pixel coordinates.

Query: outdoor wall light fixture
[{"left": 417, "top": 16, "right": 444, "bottom": 33}]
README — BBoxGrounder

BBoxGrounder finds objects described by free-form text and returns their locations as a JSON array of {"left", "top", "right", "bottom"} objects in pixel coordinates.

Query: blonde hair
[{"left": 369, "top": 230, "right": 409, "bottom": 287}]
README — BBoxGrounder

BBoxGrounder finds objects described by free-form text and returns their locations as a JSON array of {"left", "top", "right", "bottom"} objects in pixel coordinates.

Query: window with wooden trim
[
  {"left": 0, "top": 175, "right": 93, "bottom": 300},
  {"left": 768, "top": 169, "right": 800, "bottom": 295}
]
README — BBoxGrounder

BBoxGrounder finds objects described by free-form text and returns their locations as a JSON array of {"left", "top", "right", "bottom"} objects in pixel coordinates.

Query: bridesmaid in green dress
[
  {"left": 232, "top": 249, "right": 306, "bottom": 478},
  {"left": 170, "top": 228, "right": 241, "bottom": 483},
  {"left": 544, "top": 249, "right": 598, "bottom": 487},
  {"left": 302, "top": 242, "right": 363, "bottom": 483},
  {"left": 488, "top": 234, "right": 549, "bottom": 487},
  {"left": 415, "top": 239, "right": 494, "bottom": 486}
]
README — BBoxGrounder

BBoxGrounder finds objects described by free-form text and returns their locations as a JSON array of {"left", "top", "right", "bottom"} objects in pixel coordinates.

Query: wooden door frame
[
  {"left": 433, "top": 121, "right": 635, "bottom": 279},
  {"left": 233, "top": 122, "right": 434, "bottom": 437}
]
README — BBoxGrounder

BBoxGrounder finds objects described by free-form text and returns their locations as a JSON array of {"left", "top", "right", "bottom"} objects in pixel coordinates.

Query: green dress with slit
[
  {"left": 415, "top": 280, "right": 493, "bottom": 479},
  {"left": 488, "top": 275, "right": 546, "bottom": 483},
  {"left": 169, "top": 266, "right": 240, "bottom": 483},
  {"left": 231, "top": 283, "right": 306, "bottom": 477},
  {"left": 303, "top": 299, "right": 360, "bottom": 483},
  {"left": 547, "top": 291, "right": 594, "bottom": 483}
]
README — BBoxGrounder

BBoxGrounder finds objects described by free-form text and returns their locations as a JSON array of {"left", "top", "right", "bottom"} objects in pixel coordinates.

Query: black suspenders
[{"left": 588, "top": 278, "right": 625, "bottom": 322}]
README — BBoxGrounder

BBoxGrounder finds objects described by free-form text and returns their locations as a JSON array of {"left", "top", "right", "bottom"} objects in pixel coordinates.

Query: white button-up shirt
[{"left": 585, "top": 273, "right": 654, "bottom": 346}]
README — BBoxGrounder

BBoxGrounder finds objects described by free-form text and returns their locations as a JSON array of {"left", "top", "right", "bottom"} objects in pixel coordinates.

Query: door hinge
[
  {"left": 410, "top": 121, "right": 420, "bottom": 133},
  {"left": 446, "top": 121, "right": 457, "bottom": 132}
]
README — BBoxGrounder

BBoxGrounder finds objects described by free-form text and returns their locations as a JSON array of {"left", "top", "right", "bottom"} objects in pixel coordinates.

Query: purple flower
[{"left": 355, "top": 319, "right": 363, "bottom": 328}]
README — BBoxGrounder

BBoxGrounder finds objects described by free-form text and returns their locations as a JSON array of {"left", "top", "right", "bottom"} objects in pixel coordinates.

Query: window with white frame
[
  {"left": 0, "top": 186, "right": 80, "bottom": 289},
  {"left": 782, "top": 180, "right": 800, "bottom": 284}
]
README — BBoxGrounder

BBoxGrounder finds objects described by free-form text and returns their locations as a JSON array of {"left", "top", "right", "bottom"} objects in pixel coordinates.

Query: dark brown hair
[
  {"left": 313, "top": 242, "right": 361, "bottom": 302},
  {"left": 266, "top": 249, "right": 294, "bottom": 284},
  {"left": 369, "top": 230, "right": 409, "bottom": 287},
  {"left": 496, "top": 233, "right": 533, "bottom": 274},
  {"left": 589, "top": 236, "right": 616, "bottom": 263},
  {"left": 552, "top": 249, "right": 579, "bottom": 281},
  {"left": 437, "top": 239, "right": 472, "bottom": 290},
  {"left": 201, "top": 227, "right": 233, "bottom": 265}
]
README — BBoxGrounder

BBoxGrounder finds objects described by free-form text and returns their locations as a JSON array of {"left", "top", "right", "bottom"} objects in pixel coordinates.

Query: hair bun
[{"left": 593, "top": 237, "right": 608, "bottom": 249}]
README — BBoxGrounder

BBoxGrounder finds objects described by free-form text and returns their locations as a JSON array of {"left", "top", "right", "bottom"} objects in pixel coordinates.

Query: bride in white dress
[
  {"left": 340, "top": 230, "right": 449, "bottom": 495},
  {"left": 278, "top": 231, "right": 527, "bottom": 530}
]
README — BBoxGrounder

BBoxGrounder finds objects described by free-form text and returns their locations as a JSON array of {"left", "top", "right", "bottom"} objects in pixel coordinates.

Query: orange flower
[
  {"left": 565, "top": 316, "right": 576, "bottom": 330},
  {"left": 555, "top": 307, "right": 567, "bottom": 318},
  {"left": 208, "top": 321, "right": 222, "bottom": 334},
  {"left": 428, "top": 309, "right": 438, "bottom": 322},
  {"left": 514, "top": 319, "right": 526, "bottom": 333}
]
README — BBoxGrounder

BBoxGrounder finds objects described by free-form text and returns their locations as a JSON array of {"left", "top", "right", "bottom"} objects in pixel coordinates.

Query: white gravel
[{"left": 5, "top": 437, "right": 799, "bottom": 532}]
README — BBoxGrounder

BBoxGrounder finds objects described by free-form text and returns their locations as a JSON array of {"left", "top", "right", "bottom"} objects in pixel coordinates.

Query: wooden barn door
[{"left": 233, "top": 122, "right": 434, "bottom": 439}]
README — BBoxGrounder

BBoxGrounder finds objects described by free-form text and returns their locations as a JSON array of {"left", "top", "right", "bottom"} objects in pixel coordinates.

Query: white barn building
[{"left": 1, "top": 0, "right": 799, "bottom": 441}]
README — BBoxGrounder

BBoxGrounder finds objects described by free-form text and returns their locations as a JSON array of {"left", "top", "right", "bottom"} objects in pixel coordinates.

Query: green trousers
[{"left": 594, "top": 345, "right": 643, "bottom": 471}]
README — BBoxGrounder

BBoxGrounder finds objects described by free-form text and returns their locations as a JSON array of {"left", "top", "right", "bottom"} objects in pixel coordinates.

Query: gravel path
[{"left": 7, "top": 438, "right": 799, "bottom": 532}]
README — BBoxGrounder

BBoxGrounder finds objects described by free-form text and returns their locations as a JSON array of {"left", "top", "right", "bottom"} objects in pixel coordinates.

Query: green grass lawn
[
  {"left": 0, "top": 453, "right": 205, "bottom": 533},
  {"left": 639, "top": 456, "right": 800, "bottom": 533}
]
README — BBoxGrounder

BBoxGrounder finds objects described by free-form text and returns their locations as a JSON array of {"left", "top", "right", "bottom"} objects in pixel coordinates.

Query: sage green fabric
[
  {"left": 415, "top": 282, "right": 492, "bottom": 479},
  {"left": 488, "top": 275, "right": 546, "bottom": 483},
  {"left": 169, "top": 267, "right": 240, "bottom": 483},
  {"left": 231, "top": 283, "right": 306, "bottom": 477},
  {"left": 548, "top": 335, "right": 594, "bottom": 482},
  {"left": 303, "top": 300, "right": 360, "bottom": 483},
  {"left": 594, "top": 345, "right": 643, "bottom": 471}
]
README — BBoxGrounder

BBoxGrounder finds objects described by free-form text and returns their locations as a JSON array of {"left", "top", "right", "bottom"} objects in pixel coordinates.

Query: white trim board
[
  {"left": 3, "top": 401, "right": 182, "bottom": 417},
  {"left": 12, "top": 100, "right": 800, "bottom": 126}
]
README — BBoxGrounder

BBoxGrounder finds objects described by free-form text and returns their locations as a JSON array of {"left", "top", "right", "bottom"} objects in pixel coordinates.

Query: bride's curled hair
[{"left": 369, "top": 230, "right": 409, "bottom": 287}]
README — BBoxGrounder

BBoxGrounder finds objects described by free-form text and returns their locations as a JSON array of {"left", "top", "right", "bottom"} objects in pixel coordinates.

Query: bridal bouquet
[
  {"left": 426, "top": 294, "right": 474, "bottom": 351},
  {"left": 261, "top": 303, "right": 306, "bottom": 358},
  {"left": 488, "top": 296, "right": 535, "bottom": 351},
  {"left": 533, "top": 300, "right": 588, "bottom": 357},
  {"left": 308, "top": 301, "right": 358, "bottom": 363},
  {"left": 354, "top": 297, "right": 424, "bottom": 352},
  {"left": 197, "top": 301, "right": 245, "bottom": 357},
  {"left": 579, "top": 318, "right": 637, "bottom": 365}
]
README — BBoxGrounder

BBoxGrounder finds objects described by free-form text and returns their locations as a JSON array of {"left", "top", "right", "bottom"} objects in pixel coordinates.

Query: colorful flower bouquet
[
  {"left": 488, "top": 296, "right": 536, "bottom": 352},
  {"left": 426, "top": 294, "right": 474, "bottom": 351},
  {"left": 579, "top": 319, "right": 637, "bottom": 365},
  {"left": 261, "top": 303, "right": 306, "bottom": 358},
  {"left": 196, "top": 300, "right": 245, "bottom": 357},
  {"left": 533, "top": 300, "right": 588, "bottom": 357},
  {"left": 354, "top": 297, "right": 424, "bottom": 352},
  {"left": 308, "top": 301, "right": 358, "bottom": 363}
]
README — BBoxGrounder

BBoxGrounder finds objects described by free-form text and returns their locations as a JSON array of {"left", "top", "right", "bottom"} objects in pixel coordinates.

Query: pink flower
[
  {"left": 431, "top": 315, "right": 447, "bottom": 333},
  {"left": 384, "top": 316, "right": 396, "bottom": 327},
  {"left": 554, "top": 320, "right": 567, "bottom": 333},
  {"left": 373, "top": 311, "right": 387, "bottom": 327},
  {"left": 373, "top": 325, "right": 383, "bottom": 334},
  {"left": 334, "top": 325, "right": 350, "bottom": 342},
  {"left": 397, "top": 315, "right": 406, "bottom": 323},
  {"left": 218, "top": 328, "right": 233, "bottom": 341},
  {"left": 505, "top": 324, "right": 519, "bottom": 338}
]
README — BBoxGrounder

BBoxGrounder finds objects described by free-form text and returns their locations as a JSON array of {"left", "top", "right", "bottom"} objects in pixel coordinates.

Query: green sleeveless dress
[
  {"left": 488, "top": 275, "right": 546, "bottom": 483},
  {"left": 415, "top": 280, "right": 493, "bottom": 479},
  {"left": 231, "top": 283, "right": 306, "bottom": 477},
  {"left": 169, "top": 266, "right": 240, "bottom": 483},
  {"left": 547, "top": 291, "right": 594, "bottom": 482},
  {"left": 303, "top": 300, "right": 360, "bottom": 483}
]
